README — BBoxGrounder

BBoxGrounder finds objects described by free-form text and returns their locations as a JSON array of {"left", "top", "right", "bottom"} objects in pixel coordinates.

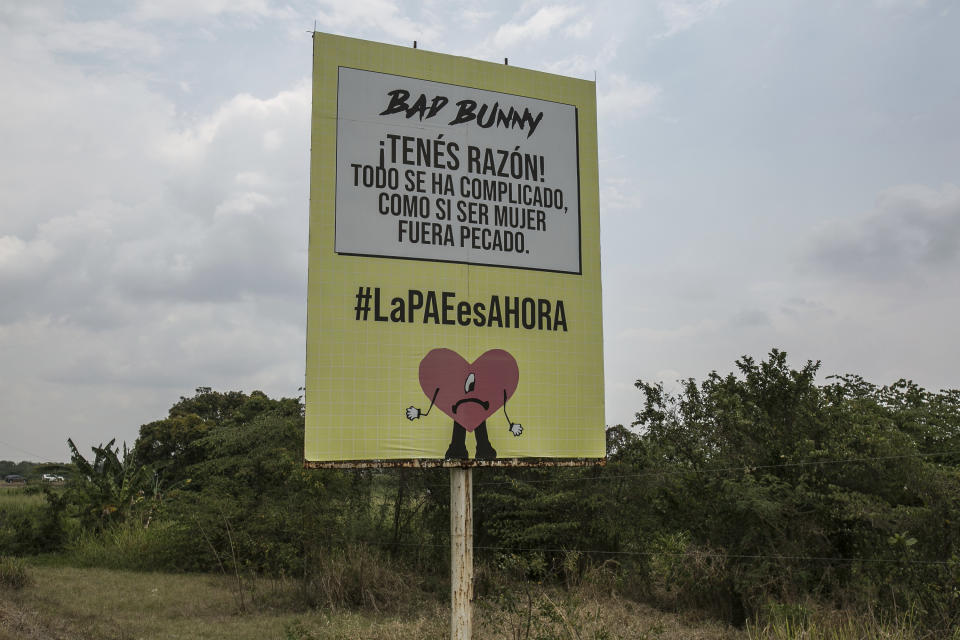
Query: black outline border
[{"left": 333, "top": 65, "right": 584, "bottom": 277}]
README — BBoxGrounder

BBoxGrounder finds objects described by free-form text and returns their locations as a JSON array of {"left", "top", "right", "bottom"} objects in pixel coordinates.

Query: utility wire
[
  {"left": 0, "top": 437, "right": 49, "bottom": 462},
  {"left": 377, "top": 448, "right": 960, "bottom": 493},
  {"left": 323, "top": 537, "right": 956, "bottom": 567},
  {"left": 397, "top": 449, "right": 960, "bottom": 491},
  {"left": 318, "top": 450, "right": 960, "bottom": 569}
]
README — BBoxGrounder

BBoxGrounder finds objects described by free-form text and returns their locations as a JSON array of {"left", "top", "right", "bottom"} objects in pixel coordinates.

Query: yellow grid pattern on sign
[{"left": 306, "top": 33, "right": 604, "bottom": 462}]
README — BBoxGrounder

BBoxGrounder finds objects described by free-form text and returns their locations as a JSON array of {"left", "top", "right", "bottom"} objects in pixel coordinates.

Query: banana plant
[{"left": 67, "top": 437, "right": 151, "bottom": 530}]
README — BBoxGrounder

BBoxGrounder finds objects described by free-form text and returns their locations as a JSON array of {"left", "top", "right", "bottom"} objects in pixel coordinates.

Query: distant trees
[
  {"left": 0, "top": 461, "right": 37, "bottom": 479},
  {"left": 17, "top": 351, "right": 958, "bottom": 634},
  {"left": 601, "top": 349, "right": 960, "bottom": 627},
  {"left": 131, "top": 389, "right": 298, "bottom": 486}
]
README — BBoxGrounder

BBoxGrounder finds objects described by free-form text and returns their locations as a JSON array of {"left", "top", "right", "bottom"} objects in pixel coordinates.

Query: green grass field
[
  {"left": 1, "top": 479, "right": 953, "bottom": 640},
  {"left": 0, "top": 486, "right": 46, "bottom": 512},
  {"left": 0, "top": 562, "right": 739, "bottom": 640},
  {"left": 4, "top": 561, "right": 947, "bottom": 640}
]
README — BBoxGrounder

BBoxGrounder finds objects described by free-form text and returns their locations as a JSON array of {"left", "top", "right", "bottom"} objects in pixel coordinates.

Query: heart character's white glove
[
  {"left": 406, "top": 406, "right": 421, "bottom": 421},
  {"left": 509, "top": 423, "right": 523, "bottom": 436}
]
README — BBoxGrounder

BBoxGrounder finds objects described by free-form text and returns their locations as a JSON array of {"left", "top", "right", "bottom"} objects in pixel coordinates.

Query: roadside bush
[
  {"left": 616, "top": 350, "right": 960, "bottom": 630},
  {"left": 0, "top": 555, "right": 31, "bottom": 589},
  {"left": 642, "top": 532, "right": 746, "bottom": 624},
  {"left": 298, "top": 543, "right": 418, "bottom": 613},
  {"left": 65, "top": 520, "right": 205, "bottom": 572},
  {"left": 48, "top": 364, "right": 958, "bottom": 634},
  {"left": 0, "top": 488, "right": 68, "bottom": 555},
  {"left": 745, "top": 601, "right": 960, "bottom": 640}
]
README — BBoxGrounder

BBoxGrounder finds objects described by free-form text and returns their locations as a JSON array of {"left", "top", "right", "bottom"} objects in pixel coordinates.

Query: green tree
[
  {"left": 132, "top": 388, "right": 302, "bottom": 489},
  {"left": 610, "top": 349, "right": 960, "bottom": 628}
]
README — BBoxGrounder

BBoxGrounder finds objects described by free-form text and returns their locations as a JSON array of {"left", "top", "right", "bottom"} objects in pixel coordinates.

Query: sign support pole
[{"left": 450, "top": 467, "right": 473, "bottom": 640}]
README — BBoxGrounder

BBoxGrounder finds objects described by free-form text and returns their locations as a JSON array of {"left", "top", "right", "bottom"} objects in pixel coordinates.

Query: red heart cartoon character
[{"left": 405, "top": 348, "right": 524, "bottom": 460}]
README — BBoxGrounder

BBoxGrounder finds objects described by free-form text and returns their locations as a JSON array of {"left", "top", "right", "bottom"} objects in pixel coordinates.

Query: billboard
[{"left": 305, "top": 33, "right": 604, "bottom": 466}]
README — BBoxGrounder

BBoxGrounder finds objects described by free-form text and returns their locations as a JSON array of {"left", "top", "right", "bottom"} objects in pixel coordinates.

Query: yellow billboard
[{"left": 305, "top": 33, "right": 604, "bottom": 466}]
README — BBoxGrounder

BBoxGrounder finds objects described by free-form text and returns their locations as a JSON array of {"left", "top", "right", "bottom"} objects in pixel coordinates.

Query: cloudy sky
[{"left": 1, "top": 0, "right": 958, "bottom": 462}]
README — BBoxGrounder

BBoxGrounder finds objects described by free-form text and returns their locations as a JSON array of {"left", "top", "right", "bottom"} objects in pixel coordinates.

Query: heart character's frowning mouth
[{"left": 452, "top": 397, "right": 490, "bottom": 413}]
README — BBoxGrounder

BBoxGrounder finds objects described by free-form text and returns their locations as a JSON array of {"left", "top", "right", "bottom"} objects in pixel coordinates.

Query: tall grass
[
  {"left": 0, "top": 487, "right": 46, "bottom": 511},
  {"left": 64, "top": 520, "right": 208, "bottom": 572},
  {"left": 0, "top": 486, "right": 71, "bottom": 556},
  {"left": 0, "top": 555, "right": 31, "bottom": 589},
  {"left": 1, "top": 563, "right": 736, "bottom": 640},
  {"left": 298, "top": 543, "right": 422, "bottom": 613},
  {"left": 746, "top": 602, "right": 960, "bottom": 640}
]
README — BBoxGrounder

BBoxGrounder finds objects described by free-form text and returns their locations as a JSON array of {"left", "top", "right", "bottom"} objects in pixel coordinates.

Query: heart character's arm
[
  {"left": 406, "top": 387, "right": 440, "bottom": 421},
  {"left": 502, "top": 389, "right": 523, "bottom": 437}
]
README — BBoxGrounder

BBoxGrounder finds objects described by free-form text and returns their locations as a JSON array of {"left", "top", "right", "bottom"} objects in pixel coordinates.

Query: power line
[
  {"left": 459, "top": 449, "right": 960, "bottom": 489},
  {"left": 314, "top": 451, "right": 960, "bottom": 568},
  {"left": 366, "top": 449, "right": 960, "bottom": 496},
  {"left": 325, "top": 537, "right": 955, "bottom": 567},
  {"left": 382, "top": 448, "right": 960, "bottom": 492},
  {"left": 0, "top": 437, "right": 49, "bottom": 462}
]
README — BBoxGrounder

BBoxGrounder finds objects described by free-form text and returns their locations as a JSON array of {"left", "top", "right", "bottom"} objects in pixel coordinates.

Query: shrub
[
  {"left": 298, "top": 544, "right": 418, "bottom": 613},
  {"left": 65, "top": 520, "right": 206, "bottom": 572},
  {"left": 0, "top": 555, "right": 31, "bottom": 589},
  {"left": 645, "top": 532, "right": 744, "bottom": 623},
  {"left": 0, "top": 488, "right": 68, "bottom": 555}
]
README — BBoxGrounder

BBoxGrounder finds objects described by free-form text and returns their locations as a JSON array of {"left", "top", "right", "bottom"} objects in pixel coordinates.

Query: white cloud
[
  {"left": 158, "top": 83, "right": 309, "bottom": 167},
  {"left": 460, "top": 8, "right": 496, "bottom": 26},
  {"left": 658, "top": 0, "right": 730, "bottom": 38},
  {"left": 214, "top": 191, "right": 274, "bottom": 218},
  {"left": 2, "top": 6, "right": 159, "bottom": 57},
  {"left": 874, "top": 0, "right": 928, "bottom": 9},
  {"left": 598, "top": 73, "right": 661, "bottom": 118},
  {"left": 543, "top": 35, "right": 619, "bottom": 78},
  {"left": 600, "top": 176, "right": 645, "bottom": 216},
  {"left": 314, "top": 0, "right": 440, "bottom": 43},
  {"left": 492, "top": 5, "right": 582, "bottom": 49},
  {"left": 42, "top": 20, "right": 164, "bottom": 56},
  {"left": 234, "top": 171, "right": 271, "bottom": 188},
  {"left": 0, "top": 29, "right": 173, "bottom": 236},
  {"left": 564, "top": 17, "right": 593, "bottom": 39},
  {"left": 0, "top": 234, "right": 57, "bottom": 283},
  {"left": 134, "top": 0, "right": 278, "bottom": 21}
]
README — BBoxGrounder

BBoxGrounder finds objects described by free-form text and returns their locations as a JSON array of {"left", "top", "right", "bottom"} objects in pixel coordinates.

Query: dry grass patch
[
  {"left": 0, "top": 565, "right": 449, "bottom": 640},
  {"left": 1, "top": 566, "right": 248, "bottom": 639},
  {"left": 0, "top": 564, "right": 740, "bottom": 640},
  {"left": 2, "top": 563, "right": 942, "bottom": 640},
  {"left": 475, "top": 588, "right": 740, "bottom": 640},
  {"left": 745, "top": 605, "right": 960, "bottom": 640},
  {"left": 0, "top": 557, "right": 31, "bottom": 590}
]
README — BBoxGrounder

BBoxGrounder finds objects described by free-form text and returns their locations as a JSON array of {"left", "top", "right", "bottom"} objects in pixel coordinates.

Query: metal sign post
[{"left": 450, "top": 467, "right": 473, "bottom": 639}]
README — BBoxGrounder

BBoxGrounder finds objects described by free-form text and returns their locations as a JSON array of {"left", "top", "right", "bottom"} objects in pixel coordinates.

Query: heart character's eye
[{"left": 465, "top": 372, "right": 476, "bottom": 393}]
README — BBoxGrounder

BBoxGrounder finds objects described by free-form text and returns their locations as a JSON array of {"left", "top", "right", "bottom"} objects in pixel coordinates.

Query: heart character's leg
[
  {"left": 444, "top": 422, "right": 469, "bottom": 459},
  {"left": 473, "top": 421, "right": 497, "bottom": 460}
]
